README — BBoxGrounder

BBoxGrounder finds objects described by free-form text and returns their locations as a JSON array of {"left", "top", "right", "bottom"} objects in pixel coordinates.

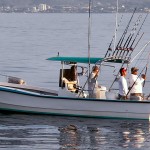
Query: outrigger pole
[
  {"left": 88, "top": 0, "right": 92, "bottom": 76},
  {"left": 78, "top": 0, "right": 92, "bottom": 97},
  {"left": 114, "top": 0, "right": 119, "bottom": 51}
]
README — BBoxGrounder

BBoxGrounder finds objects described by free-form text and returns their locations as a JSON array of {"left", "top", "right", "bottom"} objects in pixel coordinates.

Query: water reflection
[
  {"left": 0, "top": 114, "right": 150, "bottom": 149},
  {"left": 118, "top": 122, "right": 146, "bottom": 149},
  {"left": 87, "top": 126, "right": 107, "bottom": 149},
  {"left": 58, "top": 124, "right": 80, "bottom": 150}
]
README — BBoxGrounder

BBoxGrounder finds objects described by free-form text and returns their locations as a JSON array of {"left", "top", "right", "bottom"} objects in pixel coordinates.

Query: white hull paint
[{"left": 0, "top": 86, "right": 150, "bottom": 120}]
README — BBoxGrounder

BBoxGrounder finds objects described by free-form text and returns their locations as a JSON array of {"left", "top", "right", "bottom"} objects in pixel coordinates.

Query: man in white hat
[{"left": 129, "top": 67, "right": 146, "bottom": 100}]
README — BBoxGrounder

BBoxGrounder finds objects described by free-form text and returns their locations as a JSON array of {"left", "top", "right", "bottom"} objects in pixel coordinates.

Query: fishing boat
[{"left": 0, "top": 7, "right": 150, "bottom": 120}]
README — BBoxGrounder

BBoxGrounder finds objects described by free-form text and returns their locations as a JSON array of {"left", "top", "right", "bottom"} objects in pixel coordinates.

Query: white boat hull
[{"left": 0, "top": 86, "right": 150, "bottom": 120}]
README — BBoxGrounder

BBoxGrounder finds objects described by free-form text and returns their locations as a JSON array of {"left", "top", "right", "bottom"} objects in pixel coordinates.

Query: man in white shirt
[
  {"left": 118, "top": 67, "right": 128, "bottom": 100},
  {"left": 129, "top": 67, "right": 146, "bottom": 100}
]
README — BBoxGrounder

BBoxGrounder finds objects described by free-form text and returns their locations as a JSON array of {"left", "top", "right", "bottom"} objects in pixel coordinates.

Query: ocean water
[
  {"left": 0, "top": 13, "right": 150, "bottom": 149},
  {"left": 1, "top": 114, "right": 150, "bottom": 150}
]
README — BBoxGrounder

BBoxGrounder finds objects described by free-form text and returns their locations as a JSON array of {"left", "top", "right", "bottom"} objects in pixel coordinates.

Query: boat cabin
[{"left": 48, "top": 56, "right": 108, "bottom": 99}]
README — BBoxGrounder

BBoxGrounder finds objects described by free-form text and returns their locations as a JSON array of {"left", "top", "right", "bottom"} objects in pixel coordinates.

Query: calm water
[
  {"left": 0, "top": 113, "right": 150, "bottom": 150},
  {"left": 0, "top": 13, "right": 150, "bottom": 149}
]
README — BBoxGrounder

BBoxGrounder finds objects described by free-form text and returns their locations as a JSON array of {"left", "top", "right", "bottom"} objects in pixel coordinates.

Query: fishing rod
[
  {"left": 139, "top": 51, "right": 150, "bottom": 87},
  {"left": 118, "top": 15, "right": 142, "bottom": 58},
  {"left": 108, "top": 62, "right": 128, "bottom": 91},
  {"left": 129, "top": 13, "right": 149, "bottom": 49},
  {"left": 0, "top": 73, "right": 21, "bottom": 79},
  {"left": 125, "top": 32, "right": 144, "bottom": 60},
  {"left": 143, "top": 64, "right": 148, "bottom": 87},
  {"left": 117, "top": 8, "right": 136, "bottom": 48},
  {"left": 109, "top": 33, "right": 146, "bottom": 91},
  {"left": 112, "top": 8, "right": 136, "bottom": 57},
  {"left": 120, "top": 13, "right": 147, "bottom": 61},
  {"left": 78, "top": 57, "right": 105, "bottom": 98},
  {"left": 78, "top": 64, "right": 102, "bottom": 98},
  {"left": 120, "top": 26, "right": 142, "bottom": 59},
  {"left": 105, "top": 14, "right": 123, "bottom": 58},
  {"left": 126, "top": 42, "right": 150, "bottom": 93},
  {"left": 0, "top": 73, "right": 24, "bottom": 83},
  {"left": 123, "top": 15, "right": 142, "bottom": 48},
  {"left": 109, "top": 34, "right": 144, "bottom": 91},
  {"left": 0, "top": 73, "right": 9, "bottom": 78}
]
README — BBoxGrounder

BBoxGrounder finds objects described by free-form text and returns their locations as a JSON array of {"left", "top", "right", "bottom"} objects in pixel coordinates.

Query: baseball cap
[{"left": 131, "top": 67, "right": 139, "bottom": 73}]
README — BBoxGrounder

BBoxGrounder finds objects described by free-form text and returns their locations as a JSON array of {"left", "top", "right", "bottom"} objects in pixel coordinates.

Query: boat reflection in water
[
  {"left": 119, "top": 122, "right": 146, "bottom": 148},
  {"left": 56, "top": 119, "right": 150, "bottom": 149},
  {"left": 58, "top": 124, "right": 80, "bottom": 149}
]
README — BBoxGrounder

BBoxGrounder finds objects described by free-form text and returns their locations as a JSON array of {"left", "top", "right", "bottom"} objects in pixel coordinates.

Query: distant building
[
  {"left": 144, "top": 8, "right": 150, "bottom": 12},
  {"left": 38, "top": 4, "right": 47, "bottom": 11},
  {"left": 47, "top": 5, "right": 51, "bottom": 10},
  {"left": 32, "top": 6, "right": 38, "bottom": 12}
]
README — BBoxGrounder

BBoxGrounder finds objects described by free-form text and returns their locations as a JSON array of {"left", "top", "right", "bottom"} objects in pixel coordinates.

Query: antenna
[
  {"left": 88, "top": 0, "right": 92, "bottom": 77},
  {"left": 114, "top": 0, "right": 119, "bottom": 51}
]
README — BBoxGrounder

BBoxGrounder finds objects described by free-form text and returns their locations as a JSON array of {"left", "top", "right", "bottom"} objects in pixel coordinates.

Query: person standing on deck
[
  {"left": 118, "top": 68, "right": 128, "bottom": 100},
  {"left": 88, "top": 65, "right": 101, "bottom": 98},
  {"left": 129, "top": 67, "right": 146, "bottom": 100}
]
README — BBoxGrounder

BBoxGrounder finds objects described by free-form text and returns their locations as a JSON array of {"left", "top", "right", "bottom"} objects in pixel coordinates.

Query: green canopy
[
  {"left": 47, "top": 56, "right": 103, "bottom": 64},
  {"left": 47, "top": 56, "right": 129, "bottom": 64}
]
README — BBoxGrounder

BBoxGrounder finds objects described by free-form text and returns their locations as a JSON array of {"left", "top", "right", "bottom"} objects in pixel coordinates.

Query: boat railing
[{"left": 95, "top": 56, "right": 130, "bottom": 66}]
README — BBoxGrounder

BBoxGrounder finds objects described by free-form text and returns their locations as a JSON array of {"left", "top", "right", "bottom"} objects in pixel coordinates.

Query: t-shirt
[
  {"left": 118, "top": 76, "right": 128, "bottom": 96},
  {"left": 88, "top": 72, "right": 98, "bottom": 93},
  {"left": 129, "top": 74, "right": 144, "bottom": 93}
]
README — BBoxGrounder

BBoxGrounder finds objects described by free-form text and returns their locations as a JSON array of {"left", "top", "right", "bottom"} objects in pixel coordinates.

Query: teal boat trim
[{"left": 0, "top": 86, "right": 150, "bottom": 104}]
